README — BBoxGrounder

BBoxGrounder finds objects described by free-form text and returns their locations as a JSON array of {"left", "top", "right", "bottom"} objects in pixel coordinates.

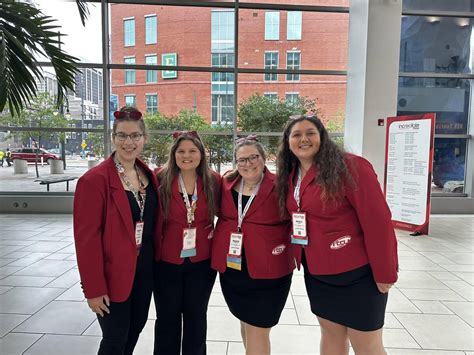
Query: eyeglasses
[
  {"left": 236, "top": 154, "right": 260, "bottom": 167},
  {"left": 113, "top": 111, "right": 143, "bottom": 120},
  {"left": 289, "top": 114, "right": 316, "bottom": 120},
  {"left": 113, "top": 132, "right": 144, "bottom": 142}
]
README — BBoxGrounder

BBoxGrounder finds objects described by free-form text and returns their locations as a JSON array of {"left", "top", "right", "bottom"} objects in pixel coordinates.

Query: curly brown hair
[{"left": 276, "top": 115, "right": 352, "bottom": 217}]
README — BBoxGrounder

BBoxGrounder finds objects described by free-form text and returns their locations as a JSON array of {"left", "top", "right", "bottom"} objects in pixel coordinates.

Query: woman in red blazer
[
  {"left": 276, "top": 115, "right": 398, "bottom": 355},
  {"left": 73, "top": 106, "right": 160, "bottom": 355},
  {"left": 153, "top": 131, "right": 221, "bottom": 355},
  {"left": 211, "top": 136, "right": 293, "bottom": 355}
]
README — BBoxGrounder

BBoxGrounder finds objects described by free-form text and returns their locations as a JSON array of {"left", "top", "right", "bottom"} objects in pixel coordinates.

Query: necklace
[{"left": 114, "top": 156, "right": 146, "bottom": 220}]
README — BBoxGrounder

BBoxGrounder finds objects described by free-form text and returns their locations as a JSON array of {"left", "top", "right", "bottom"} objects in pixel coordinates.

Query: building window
[
  {"left": 212, "top": 94, "right": 234, "bottom": 124},
  {"left": 285, "top": 92, "right": 299, "bottom": 105},
  {"left": 145, "top": 15, "right": 157, "bottom": 44},
  {"left": 287, "top": 11, "right": 302, "bottom": 40},
  {"left": 124, "top": 18, "right": 135, "bottom": 47},
  {"left": 212, "top": 53, "right": 234, "bottom": 83},
  {"left": 264, "top": 93, "right": 278, "bottom": 102},
  {"left": 124, "top": 95, "right": 136, "bottom": 107},
  {"left": 265, "top": 11, "right": 280, "bottom": 40},
  {"left": 286, "top": 51, "right": 301, "bottom": 81},
  {"left": 264, "top": 52, "right": 278, "bottom": 81},
  {"left": 145, "top": 55, "right": 158, "bottom": 83},
  {"left": 211, "top": 10, "right": 234, "bottom": 44},
  {"left": 124, "top": 57, "right": 135, "bottom": 84},
  {"left": 146, "top": 94, "right": 158, "bottom": 114}
]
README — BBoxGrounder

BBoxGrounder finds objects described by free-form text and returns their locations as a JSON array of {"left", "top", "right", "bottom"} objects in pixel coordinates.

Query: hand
[
  {"left": 87, "top": 295, "right": 110, "bottom": 317},
  {"left": 376, "top": 282, "right": 394, "bottom": 293}
]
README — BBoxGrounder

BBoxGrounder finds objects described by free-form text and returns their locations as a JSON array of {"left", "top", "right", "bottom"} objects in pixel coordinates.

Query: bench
[{"left": 35, "top": 176, "right": 78, "bottom": 191}]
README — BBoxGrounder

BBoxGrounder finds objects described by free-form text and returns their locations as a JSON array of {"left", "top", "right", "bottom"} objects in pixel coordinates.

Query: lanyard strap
[
  {"left": 293, "top": 168, "right": 302, "bottom": 211},
  {"left": 178, "top": 174, "right": 198, "bottom": 226},
  {"left": 237, "top": 175, "right": 262, "bottom": 231},
  {"left": 114, "top": 157, "right": 146, "bottom": 221}
]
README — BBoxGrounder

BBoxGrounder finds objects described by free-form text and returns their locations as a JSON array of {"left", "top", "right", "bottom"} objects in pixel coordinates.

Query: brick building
[{"left": 110, "top": 1, "right": 349, "bottom": 124}]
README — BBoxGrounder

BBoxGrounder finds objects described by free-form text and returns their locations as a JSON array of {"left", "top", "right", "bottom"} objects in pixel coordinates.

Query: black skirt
[
  {"left": 220, "top": 252, "right": 292, "bottom": 328},
  {"left": 303, "top": 254, "right": 388, "bottom": 331}
]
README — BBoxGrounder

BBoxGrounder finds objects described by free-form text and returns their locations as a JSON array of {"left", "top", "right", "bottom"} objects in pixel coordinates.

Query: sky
[{"left": 35, "top": 0, "right": 103, "bottom": 63}]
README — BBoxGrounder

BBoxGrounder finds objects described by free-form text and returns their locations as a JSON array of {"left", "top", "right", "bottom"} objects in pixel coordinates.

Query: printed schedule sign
[{"left": 384, "top": 114, "right": 436, "bottom": 235}]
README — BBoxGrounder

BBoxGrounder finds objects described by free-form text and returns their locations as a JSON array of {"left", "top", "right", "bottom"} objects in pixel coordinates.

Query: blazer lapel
[
  {"left": 108, "top": 156, "right": 135, "bottom": 245},
  {"left": 244, "top": 168, "right": 274, "bottom": 218}
]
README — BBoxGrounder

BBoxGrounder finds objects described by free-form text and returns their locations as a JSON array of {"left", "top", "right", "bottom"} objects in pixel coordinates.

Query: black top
[
  {"left": 126, "top": 180, "right": 157, "bottom": 274},
  {"left": 231, "top": 188, "right": 251, "bottom": 210}
]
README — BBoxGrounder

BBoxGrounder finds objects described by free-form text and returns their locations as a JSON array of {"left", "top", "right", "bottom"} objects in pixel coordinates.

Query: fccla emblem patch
[
  {"left": 330, "top": 236, "right": 351, "bottom": 250},
  {"left": 272, "top": 244, "right": 286, "bottom": 255}
]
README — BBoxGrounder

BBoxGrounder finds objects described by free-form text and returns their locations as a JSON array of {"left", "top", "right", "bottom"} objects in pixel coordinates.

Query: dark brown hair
[
  {"left": 157, "top": 132, "right": 217, "bottom": 221},
  {"left": 276, "top": 115, "right": 352, "bottom": 217},
  {"left": 112, "top": 106, "right": 146, "bottom": 135}
]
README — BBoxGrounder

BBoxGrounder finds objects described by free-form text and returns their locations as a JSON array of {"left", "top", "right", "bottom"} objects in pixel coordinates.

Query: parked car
[
  {"left": 49, "top": 148, "right": 72, "bottom": 156},
  {"left": 11, "top": 148, "right": 60, "bottom": 164}
]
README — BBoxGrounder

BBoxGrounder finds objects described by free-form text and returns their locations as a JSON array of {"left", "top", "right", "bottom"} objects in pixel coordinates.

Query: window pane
[
  {"left": 34, "top": 0, "right": 103, "bottom": 63},
  {"left": 240, "top": 0, "right": 349, "bottom": 5},
  {"left": 124, "top": 57, "right": 136, "bottom": 84},
  {"left": 403, "top": 0, "right": 474, "bottom": 11},
  {"left": 265, "top": 11, "right": 280, "bottom": 40},
  {"left": 287, "top": 11, "right": 302, "bottom": 40},
  {"left": 397, "top": 78, "right": 470, "bottom": 134},
  {"left": 146, "top": 94, "right": 158, "bottom": 114},
  {"left": 239, "top": 9, "right": 348, "bottom": 71},
  {"left": 146, "top": 55, "right": 158, "bottom": 83},
  {"left": 124, "top": 18, "right": 135, "bottom": 47},
  {"left": 286, "top": 52, "right": 301, "bottom": 81},
  {"left": 400, "top": 16, "right": 473, "bottom": 74},
  {"left": 264, "top": 52, "right": 278, "bottom": 81},
  {"left": 125, "top": 95, "right": 136, "bottom": 106},
  {"left": 145, "top": 15, "right": 157, "bottom": 44},
  {"left": 433, "top": 138, "right": 467, "bottom": 193}
]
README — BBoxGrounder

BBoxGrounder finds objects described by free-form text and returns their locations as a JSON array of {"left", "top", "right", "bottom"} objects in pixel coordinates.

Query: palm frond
[
  {"left": 0, "top": 2, "right": 80, "bottom": 116},
  {"left": 76, "top": 0, "right": 91, "bottom": 27}
]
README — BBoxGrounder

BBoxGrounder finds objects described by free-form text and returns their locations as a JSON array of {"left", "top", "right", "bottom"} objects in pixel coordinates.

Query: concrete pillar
[
  {"left": 13, "top": 159, "right": 28, "bottom": 174},
  {"left": 344, "top": 0, "right": 402, "bottom": 184},
  {"left": 50, "top": 160, "right": 64, "bottom": 174}
]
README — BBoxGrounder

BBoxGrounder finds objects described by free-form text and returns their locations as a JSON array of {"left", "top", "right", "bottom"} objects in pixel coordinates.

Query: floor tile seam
[
  {"left": 288, "top": 293, "right": 304, "bottom": 326},
  {"left": 438, "top": 279, "right": 474, "bottom": 302},
  {"left": 391, "top": 313, "right": 423, "bottom": 349},
  {"left": 80, "top": 316, "right": 99, "bottom": 336},
  {"left": 13, "top": 332, "right": 46, "bottom": 355},
  {"left": 43, "top": 266, "right": 79, "bottom": 288},
  {"left": 439, "top": 301, "right": 474, "bottom": 328},
  {"left": 394, "top": 289, "right": 426, "bottom": 314}
]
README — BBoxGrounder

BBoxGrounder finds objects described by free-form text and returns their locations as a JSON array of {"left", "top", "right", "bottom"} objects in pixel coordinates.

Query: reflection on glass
[
  {"left": 432, "top": 138, "right": 466, "bottom": 193},
  {"left": 397, "top": 78, "right": 470, "bottom": 134},
  {"left": 403, "top": 0, "right": 474, "bottom": 12},
  {"left": 240, "top": 0, "right": 349, "bottom": 6},
  {"left": 400, "top": 16, "right": 473, "bottom": 73}
]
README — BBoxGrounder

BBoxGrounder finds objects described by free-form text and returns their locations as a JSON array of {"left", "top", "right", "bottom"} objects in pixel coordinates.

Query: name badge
[
  {"left": 135, "top": 221, "right": 144, "bottom": 254},
  {"left": 227, "top": 232, "right": 243, "bottom": 270},
  {"left": 180, "top": 228, "right": 197, "bottom": 258},
  {"left": 291, "top": 212, "right": 308, "bottom": 245}
]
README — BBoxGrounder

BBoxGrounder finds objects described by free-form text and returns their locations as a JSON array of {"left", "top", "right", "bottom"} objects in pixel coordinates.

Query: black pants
[
  {"left": 97, "top": 269, "right": 153, "bottom": 355},
  {"left": 153, "top": 258, "right": 217, "bottom": 355}
]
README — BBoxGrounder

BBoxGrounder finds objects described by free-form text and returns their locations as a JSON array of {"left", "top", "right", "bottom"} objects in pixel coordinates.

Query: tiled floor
[{"left": 0, "top": 214, "right": 472, "bottom": 355}]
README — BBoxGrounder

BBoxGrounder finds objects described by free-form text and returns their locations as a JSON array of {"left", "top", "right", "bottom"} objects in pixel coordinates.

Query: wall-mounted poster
[
  {"left": 162, "top": 53, "right": 177, "bottom": 79},
  {"left": 384, "top": 113, "right": 436, "bottom": 235}
]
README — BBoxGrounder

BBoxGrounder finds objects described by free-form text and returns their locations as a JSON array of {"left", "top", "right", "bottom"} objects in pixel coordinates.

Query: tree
[
  {"left": 0, "top": 92, "right": 68, "bottom": 177},
  {"left": 237, "top": 94, "right": 319, "bottom": 157},
  {"left": 0, "top": 0, "right": 89, "bottom": 116}
]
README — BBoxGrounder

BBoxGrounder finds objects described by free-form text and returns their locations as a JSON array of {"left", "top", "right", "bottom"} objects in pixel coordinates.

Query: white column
[{"left": 344, "top": 0, "right": 402, "bottom": 184}]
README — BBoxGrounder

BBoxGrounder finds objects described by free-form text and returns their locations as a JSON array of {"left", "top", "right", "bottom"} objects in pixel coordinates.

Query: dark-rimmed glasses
[
  {"left": 236, "top": 154, "right": 260, "bottom": 167},
  {"left": 113, "top": 132, "right": 144, "bottom": 142}
]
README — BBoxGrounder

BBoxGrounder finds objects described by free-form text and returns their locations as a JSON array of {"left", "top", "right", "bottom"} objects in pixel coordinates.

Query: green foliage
[
  {"left": 142, "top": 109, "right": 233, "bottom": 171},
  {"left": 0, "top": 1, "right": 80, "bottom": 116},
  {"left": 237, "top": 93, "right": 319, "bottom": 156}
]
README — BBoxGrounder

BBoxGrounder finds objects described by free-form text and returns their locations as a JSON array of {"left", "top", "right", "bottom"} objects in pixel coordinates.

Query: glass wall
[
  {"left": 1, "top": 0, "right": 349, "bottom": 193},
  {"left": 398, "top": 7, "right": 473, "bottom": 195}
]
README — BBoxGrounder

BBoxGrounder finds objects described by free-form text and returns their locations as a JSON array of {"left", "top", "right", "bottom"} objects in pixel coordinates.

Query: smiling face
[
  {"left": 175, "top": 139, "right": 202, "bottom": 172},
  {"left": 112, "top": 120, "right": 146, "bottom": 164},
  {"left": 288, "top": 119, "right": 321, "bottom": 164},
  {"left": 236, "top": 144, "right": 265, "bottom": 184}
]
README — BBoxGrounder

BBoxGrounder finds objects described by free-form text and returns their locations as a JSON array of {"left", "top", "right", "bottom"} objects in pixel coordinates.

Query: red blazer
[
  {"left": 73, "top": 156, "right": 160, "bottom": 302},
  {"left": 155, "top": 170, "right": 221, "bottom": 265},
  {"left": 287, "top": 154, "right": 398, "bottom": 283},
  {"left": 212, "top": 168, "right": 294, "bottom": 279}
]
